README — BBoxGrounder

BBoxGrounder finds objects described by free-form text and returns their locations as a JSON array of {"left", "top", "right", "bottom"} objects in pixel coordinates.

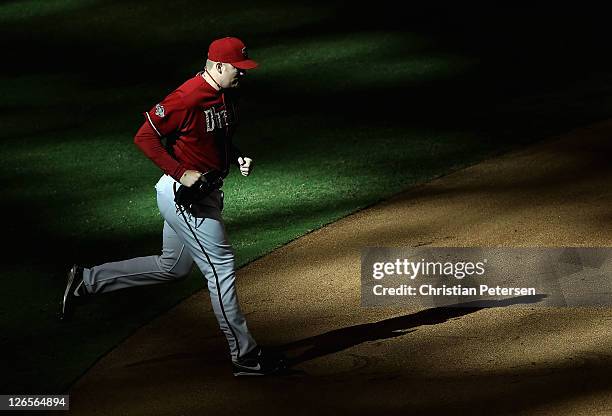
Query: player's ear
[{"left": 216, "top": 62, "right": 223, "bottom": 74}]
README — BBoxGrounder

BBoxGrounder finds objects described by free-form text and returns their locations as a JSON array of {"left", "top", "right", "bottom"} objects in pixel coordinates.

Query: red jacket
[{"left": 134, "top": 73, "right": 241, "bottom": 181}]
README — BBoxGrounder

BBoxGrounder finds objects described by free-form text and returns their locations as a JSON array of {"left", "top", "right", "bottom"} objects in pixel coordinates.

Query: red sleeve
[
  {"left": 144, "top": 92, "right": 186, "bottom": 137},
  {"left": 134, "top": 121, "right": 187, "bottom": 181}
]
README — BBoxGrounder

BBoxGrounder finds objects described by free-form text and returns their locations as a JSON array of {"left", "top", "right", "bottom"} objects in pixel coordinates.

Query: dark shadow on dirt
[{"left": 282, "top": 296, "right": 546, "bottom": 365}]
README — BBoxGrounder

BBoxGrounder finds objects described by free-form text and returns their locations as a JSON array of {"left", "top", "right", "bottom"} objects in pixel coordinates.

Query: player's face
[{"left": 220, "top": 63, "right": 246, "bottom": 89}]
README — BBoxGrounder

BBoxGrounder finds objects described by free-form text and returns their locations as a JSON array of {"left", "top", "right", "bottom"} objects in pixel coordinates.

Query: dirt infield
[{"left": 67, "top": 121, "right": 612, "bottom": 416}]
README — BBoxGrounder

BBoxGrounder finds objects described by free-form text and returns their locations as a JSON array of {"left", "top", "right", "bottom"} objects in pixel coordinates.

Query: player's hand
[
  {"left": 238, "top": 157, "right": 253, "bottom": 176},
  {"left": 180, "top": 170, "right": 203, "bottom": 187}
]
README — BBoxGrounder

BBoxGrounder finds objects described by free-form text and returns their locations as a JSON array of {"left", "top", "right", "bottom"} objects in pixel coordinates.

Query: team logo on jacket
[
  {"left": 204, "top": 106, "right": 235, "bottom": 132},
  {"left": 155, "top": 104, "right": 165, "bottom": 118}
]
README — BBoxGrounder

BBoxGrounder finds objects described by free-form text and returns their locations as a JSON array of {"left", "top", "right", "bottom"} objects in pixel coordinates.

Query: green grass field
[{"left": 2, "top": 2, "right": 612, "bottom": 393}]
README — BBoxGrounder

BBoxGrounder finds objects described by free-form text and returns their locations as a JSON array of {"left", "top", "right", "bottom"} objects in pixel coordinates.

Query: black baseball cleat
[
  {"left": 59, "top": 265, "right": 85, "bottom": 321},
  {"left": 232, "top": 346, "right": 288, "bottom": 376}
]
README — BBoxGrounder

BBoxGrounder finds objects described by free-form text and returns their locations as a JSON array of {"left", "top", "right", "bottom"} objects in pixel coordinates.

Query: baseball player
[{"left": 59, "top": 37, "right": 286, "bottom": 377}]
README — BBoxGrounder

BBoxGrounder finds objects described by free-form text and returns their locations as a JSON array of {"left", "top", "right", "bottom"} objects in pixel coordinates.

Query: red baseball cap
[{"left": 207, "top": 37, "right": 258, "bottom": 70}]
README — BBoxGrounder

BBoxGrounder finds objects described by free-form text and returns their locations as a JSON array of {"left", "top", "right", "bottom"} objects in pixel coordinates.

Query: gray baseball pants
[{"left": 81, "top": 174, "right": 257, "bottom": 360}]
